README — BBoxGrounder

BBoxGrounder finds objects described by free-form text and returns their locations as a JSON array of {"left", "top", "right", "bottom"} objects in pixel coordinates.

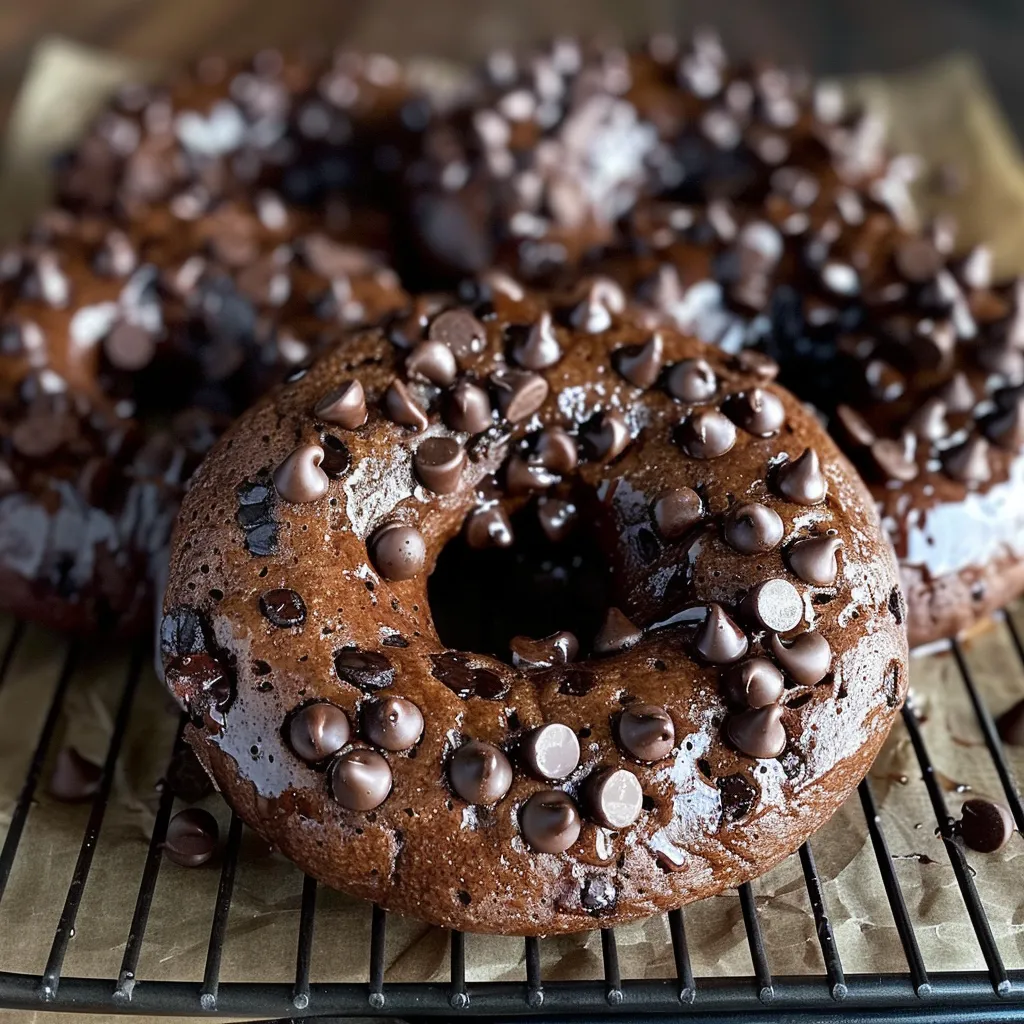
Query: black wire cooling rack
[{"left": 0, "top": 612, "right": 1022, "bottom": 1024}]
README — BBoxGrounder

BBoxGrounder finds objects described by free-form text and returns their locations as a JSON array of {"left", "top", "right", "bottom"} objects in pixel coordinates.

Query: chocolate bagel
[{"left": 161, "top": 284, "right": 907, "bottom": 933}]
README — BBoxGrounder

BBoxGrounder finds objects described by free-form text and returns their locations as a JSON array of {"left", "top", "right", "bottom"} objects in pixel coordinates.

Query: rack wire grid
[{"left": 0, "top": 606, "right": 1021, "bottom": 1024}]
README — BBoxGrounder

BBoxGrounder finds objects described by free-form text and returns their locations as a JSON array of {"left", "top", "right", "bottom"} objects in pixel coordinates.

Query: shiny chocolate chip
[
  {"left": 695, "top": 604, "right": 748, "bottom": 664},
  {"left": 331, "top": 749, "right": 392, "bottom": 811},
  {"left": 559, "top": 670, "right": 597, "bottom": 697},
  {"left": 362, "top": 697, "right": 424, "bottom": 751},
  {"left": 165, "top": 808, "right": 219, "bottom": 867},
  {"left": 319, "top": 435, "right": 352, "bottom": 478},
  {"left": 465, "top": 504, "right": 514, "bottom": 549},
  {"left": 718, "top": 772, "right": 759, "bottom": 823},
  {"left": 511, "top": 312, "right": 562, "bottom": 370},
  {"left": 942, "top": 435, "right": 991, "bottom": 485},
  {"left": 614, "top": 334, "right": 664, "bottom": 389},
  {"left": 960, "top": 797, "right": 1014, "bottom": 853},
  {"left": 288, "top": 702, "right": 351, "bottom": 763},
  {"left": 491, "top": 369, "right": 549, "bottom": 422},
  {"left": 677, "top": 409, "right": 736, "bottom": 459},
  {"left": 334, "top": 649, "right": 395, "bottom": 692},
  {"left": 537, "top": 497, "right": 577, "bottom": 542},
  {"left": 510, "top": 631, "right": 578, "bottom": 670},
  {"left": 259, "top": 588, "right": 307, "bottom": 628},
  {"left": 744, "top": 579, "right": 803, "bottom": 633},
  {"left": 449, "top": 740, "right": 512, "bottom": 805},
  {"left": 787, "top": 536, "right": 843, "bottom": 586},
  {"left": 406, "top": 340, "right": 458, "bottom": 386},
  {"left": 506, "top": 455, "right": 559, "bottom": 495},
  {"left": 727, "top": 704, "right": 786, "bottom": 759},
  {"left": 520, "top": 790, "right": 582, "bottom": 853},
  {"left": 581, "top": 877, "right": 617, "bottom": 913},
  {"left": 834, "top": 404, "right": 875, "bottom": 447},
  {"left": 273, "top": 444, "right": 329, "bottom": 503},
  {"left": 384, "top": 380, "right": 429, "bottom": 432},
  {"left": 593, "top": 607, "right": 642, "bottom": 655},
  {"left": 371, "top": 523, "right": 426, "bottom": 581},
  {"left": 160, "top": 606, "right": 208, "bottom": 657},
  {"left": 314, "top": 380, "right": 367, "bottom": 428},
  {"left": 666, "top": 358, "right": 717, "bottom": 402},
  {"left": 870, "top": 439, "right": 918, "bottom": 482},
  {"left": 414, "top": 437, "right": 466, "bottom": 494},
  {"left": 581, "top": 411, "right": 630, "bottom": 462},
  {"left": 534, "top": 427, "right": 578, "bottom": 473},
  {"left": 585, "top": 768, "right": 644, "bottom": 829},
  {"left": 723, "top": 503, "right": 783, "bottom": 554},
  {"left": 727, "top": 388, "right": 786, "bottom": 436},
  {"left": 431, "top": 653, "right": 508, "bottom": 700},
  {"left": 428, "top": 308, "right": 487, "bottom": 364},
  {"left": 722, "top": 658, "right": 785, "bottom": 709},
  {"left": 653, "top": 487, "right": 703, "bottom": 540},
  {"left": 446, "top": 380, "right": 493, "bottom": 434},
  {"left": 618, "top": 705, "right": 675, "bottom": 762},
  {"left": 771, "top": 631, "right": 832, "bottom": 686},
  {"left": 775, "top": 448, "right": 827, "bottom": 505},
  {"left": 522, "top": 723, "right": 580, "bottom": 780}
]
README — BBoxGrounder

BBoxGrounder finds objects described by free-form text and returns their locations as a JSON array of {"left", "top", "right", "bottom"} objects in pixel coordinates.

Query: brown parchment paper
[{"left": 1, "top": 37, "right": 1024, "bottom": 1024}]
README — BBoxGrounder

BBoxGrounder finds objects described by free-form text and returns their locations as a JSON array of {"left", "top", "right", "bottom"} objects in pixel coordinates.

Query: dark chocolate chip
[
  {"left": 537, "top": 497, "right": 577, "bottom": 542},
  {"left": 727, "top": 704, "right": 786, "bottom": 759},
  {"left": 165, "top": 808, "right": 219, "bottom": 867},
  {"left": 653, "top": 487, "right": 703, "bottom": 540},
  {"left": 510, "top": 631, "right": 579, "bottom": 670},
  {"left": 314, "top": 380, "right": 367, "bottom": 429},
  {"left": 449, "top": 740, "right": 512, "bottom": 805},
  {"left": 744, "top": 579, "right": 803, "bottom": 632},
  {"left": 618, "top": 705, "right": 675, "bottom": 762},
  {"left": 584, "top": 767, "right": 644, "bottom": 829},
  {"left": 465, "top": 505, "right": 513, "bottom": 548},
  {"left": 581, "top": 411, "right": 630, "bottom": 462},
  {"left": 259, "top": 588, "right": 307, "bottom": 628},
  {"left": 567, "top": 278, "right": 625, "bottom": 333},
  {"left": 534, "top": 427, "right": 577, "bottom": 473},
  {"left": 776, "top": 449, "right": 827, "bottom": 505},
  {"left": 558, "top": 670, "right": 597, "bottom": 697},
  {"left": 511, "top": 312, "right": 562, "bottom": 370},
  {"left": 371, "top": 523, "right": 427, "bottom": 581},
  {"left": 666, "top": 358, "right": 717, "bottom": 402},
  {"left": 834, "top": 404, "right": 875, "bottom": 447},
  {"left": 727, "top": 388, "right": 786, "bottom": 436},
  {"left": 985, "top": 401, "right": 1024, "bottom": 450},
  {"left": 362, "top": 697, "right": 424, "bottom": 751},
  {"left": 522, "top": 723, "right": 580, "bottom": 780},
  {"left": 959, "top": 797, "right": 1014, "bottom": 853},
  {"left": 334, "top": 649, "right": 395, "bottom": 692},
  {"left": 506, "top": 455, "right": 559, "bottom": 495},
  {"left": 319, "top": 434, "right": 352, "bottom": 478},
  {"left": 520, "top": 790, "right": 582, "bottom": 853},
  {"left": 48, "top": 747, "right": 102, "bottom": 802},
  {"left": 431, "top": 653, "right": 508, "bottom": 700},
  {"left": 273, "top": 444, "right": 329, "bottom": 503},
  {"left": 614, "top": 333, "right": 664, "bottom": 389},
  {"left": 870, "top": 439, "right": 918, "bottom": 482},
  {"left": 446, "top": 380, "right": 493, "bottom": 434},
  {"left": 331, "top": 749, "right": 392, "bottom": 810},
  {"left": 788, "top": 536, "right": 843, "bottom": 586},
  {"left": 581, "top": 877, "right": 617, "bottom": 913},
  {"left": 384, "top": 380, "right": 429, "bottom": 432},
  {"left": 288, "top": 702, "right": 351, "bottom": 763},
  {"left": 996, "top": 699, "right": 1024, "bottom": 746},
  {"left": 771, "top": 631, "right": 832, "bottom": 685},
  {"left": 160, "top": 606, "right": 208, "bottom": 657},
  {"left": 724, "top": 502, "right": 784, "bottom": 554},
  {"left": 677, "top": 409, "right": 736, "bottom": 459},
  {"left": 491, "top": 369, "right": 549, "bottom": 422},
  {"left": 414, "top": 437, "right": 466, "bottom": 494},
  {"left": 732, "top": 349, "right": 779, "bottom": 382},
  {"left": 406, "top": 340, "right": 458, "bottom": 386},
  {"left": 722, "top": 658, "right": 785, "bottom": 709},
  {"left": 718, "top": 772, "right": 759, "bottom": 823},
  {"left": 428, "top": 308, "right": 487, "bottom": 364},
  {"left": 695, "top": 604, "right": 748, "bottom": 664},
  {"left": 942, "top": 435, "right": 991, "bottom": 485},
  {"left": 593, "top": 607, "right": 642, "bottom": 655}
]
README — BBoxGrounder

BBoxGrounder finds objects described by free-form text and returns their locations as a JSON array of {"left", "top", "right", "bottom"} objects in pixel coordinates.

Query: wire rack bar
[
  {"left": 0, "top": 621, "right": 24, "bottom": 695},
  {"left": 291, "top": 875, "right": 317, "bottom": 1010},
  {"left": 449, "top": 930, "right": 467, "bottom": 1009},
  {"left": 367, "top": 904, "right": 387, "bottom": 1009},
  {"left": 199, "top": 813, "right": 244, "bottom": 1011},
  {"left": 600, "top": 928, "right": 622, "bottom": 1006},
  {"left": 40, "top": 647, "right": 144, "bottom": 1001},
  {"left": 857, "top": 778, "right": 931, "bottom": 996},
  {"left": 798, "top": 842, "right": 847, "bottom": 1000},
  {"left": 524, "top": 935, "right": 542, "bottom": 1007},
  {"left": 668, "top": 908, "right": 696, "bottom": 1004},
  {"left": 738, "top": 882, "right": 774, "bottom": 1003}
]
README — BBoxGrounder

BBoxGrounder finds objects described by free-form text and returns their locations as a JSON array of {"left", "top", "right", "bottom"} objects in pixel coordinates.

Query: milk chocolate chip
[
  {"left": 618, "top": 705, "right": 675, "bottom": 762},
  {"left": 331, "top": 749, "right": 393, "bottom": 810},
  {"left": 520, "top": 790, "right": 581, "bottom": 853},
  {"left": 585, "top": 768, "right": 644, "bottom": 829},
  {"left": 371, "top": 523, "right": 427, "bottom": 580},
  {"left": 288, "top": 703, "right": 351, "bottom": 763},
  {"left": 314, "top": 380, "right": 367, "bottom": 429},
  {"left": 362, "top": 697, "right": 424, "bottom": 751},
  {"left": 449, "top": 740, "right": 513, "bottom": 805},
  {"left": 273, "top": 444, "right": 329, "bottom": 503}
]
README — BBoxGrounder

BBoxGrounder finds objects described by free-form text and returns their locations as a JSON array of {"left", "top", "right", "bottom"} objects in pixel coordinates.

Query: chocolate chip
[
  {"left": 317, "top": 434, "right": 351, "bottom": 479},
  {"left": 537, "top": 497, "right": 577, "bottom": 542},
  {"left": 432, "top": 653, "right": 508, "bottom": 700},
  {"left": 446, "top": 380, "right": 493, "bottom": 434},
  {"left": 718, "top": 772, "right": 759, "bottom": 823},
  {"left": 593, "top": 607, "right": 642, "bottom": 655},
  {"left": 653, "top": 487, "right": 703, "bottom": 540},
  {"left": 744, "top": 579, "right": 803, "bottom": 632},
  {"left": 614, "top": 334, "right": 664, "bottom": 389},
  {"left": 727, "top": 705, "right": 786, "bottom": 759},
  {"left": 727, "top": 389, "right": 786, "bottom": 436},
  {"left": 406, "top": 340, "right": 458, "bottom": 386},
  {"left": 449, "top": 740, "right": 512, "bottom": 805},
  {"left": 895, "top": 237, "right": 942, "bottom": 283},
  {"left": 48, "top": 747, "right": 102, "bottom": 802},
  {"left": 160, "top": 606, "right": 208, "bottom": 657},
  {"left": 771, "top": 631, "right": 832, "bottom": 685},
  {"left": 666, "top": 358, "right": 717, "bottom": 402},
  {"left": 732, "top": 349, "right": 779, "bottom": 382},
  {"left": 331, "top": 749, "right": 392, "bottom": 811},
  {"left": 288, "top": 702, "right": 351, "bottom": 763},
  {"left": 985, "top": 401, "right": 1024, "bottom": 449},
  {"left": 362, "top": 697, "right": 424, "bottom": 751},
  {"left": 165, "top": 808, "right": 219, "bottom": 867},
  {"left": 870, "top": 439, "right": 918, "bottom": 482},
  {"left": 491, "top": 369, "right": 549, "bottom": 422},
  {"left": 584, "top": 768, "right": 643, "bottom": 829},
  {"left": 695, "top": 604, "right": 748, "bottom": 664},
  {"left": 522, "top": 723, "right": 580, "bottom": 780},
  {"left": 996, "top": 699, "right": 1024, "bottom": 746},
  {"left": 511, "top": 312, "right": 562, "bottom": 370},
  {"left": 724, "top": 503, "right": 784, "bottom": 555},
  {"left": 506, "top": 455, "right": 559, "bottom": 494},
  {"left": 581, "top": 411, "right": 630, "bottom": 462},
  {"left": 334, "top": 649, "right": 395, "bottom": 692},
  {"left": 942, "top": 435, "right": 991, "bottom": 485},
  {"left": 534, "top": 427, "right": 577, "bottom": 473},
  {"left": 165, "top": 746, "right": 213, "bottom": 803},
  {"left": 371, "top": 523, "right": 427, "bottom": 581},
  {"left": 259, "top": 588, "right": 307, "bottom": 628},
  {"left": 429, "top": 309, "right": 487, "bottom": 365},
  {"left": 940, "top": 372, "right": 976, "bottom": 413},
  {"left": 776, "top": 449, "right": 827, "bottom": 505},
  {"left": 520, "top": 790, "right": 581, "bottom": 853},
  {"left": 567, "top": 278, "right": 625, "bottom": 333},
  {"left": 959, "top": 797, "right": 1014, "bottom": 853},
  {"left": 104, "top": 321, "right": 156, "bottom": 371},
  {"left": 722, "top": 658, "right": 785, "bottom": 709},
  {"left": 834, "top": 404, "right": 875, "bottom": 446},
  {"left": 314, "top": 380, "right": 367, "bottom": 429},
  {"left": 414, "top": 437, "right": 466, "bottom": 494},
  {"left": 384, "top": 380, "right": 429, "bottom": 432},
  {"left": 618, "top": 705, "right": 675, "bottom": 762},
  {"left": 678, "top": 409, "right": 736, "bottom": 459},
  {"left": 273, "top": 443, "right": 329, "bottom": 503},
  {"left": 465, "top": 505, "right": 513, "bottom": 548},
  {"left": 581, "top": 877, "right": 617, "bottom": 913},
  {"left": 559, "top": 670, "right": 597, "bottom": 697},
  {"left": 510, "top": 631, "right": 578, "bottom": 670},
  {"left": 788, "top": 536, "right": 843, "bottom": 586}
]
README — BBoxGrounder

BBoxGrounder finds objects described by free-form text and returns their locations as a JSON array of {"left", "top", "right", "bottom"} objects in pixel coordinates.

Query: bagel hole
[{"left": 428, "top": 503, "right": 611, "bottom": 664}]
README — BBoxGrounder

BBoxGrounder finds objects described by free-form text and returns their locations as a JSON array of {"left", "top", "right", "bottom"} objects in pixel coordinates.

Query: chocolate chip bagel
[{"left": 161, "top": 283, "right": 907, "bottom": 933}]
